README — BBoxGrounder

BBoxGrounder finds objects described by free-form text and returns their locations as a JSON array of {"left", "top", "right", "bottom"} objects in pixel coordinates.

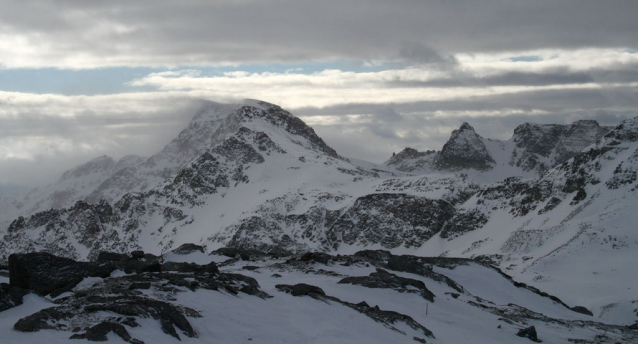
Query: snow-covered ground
[{"left": 1, "top": 251, "right": 633, "bottom": 344}]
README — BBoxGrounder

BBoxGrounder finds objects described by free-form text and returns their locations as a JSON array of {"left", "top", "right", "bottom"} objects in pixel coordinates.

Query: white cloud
[{"left": 125, "top": 49, "right": 638, "bottom": 110}]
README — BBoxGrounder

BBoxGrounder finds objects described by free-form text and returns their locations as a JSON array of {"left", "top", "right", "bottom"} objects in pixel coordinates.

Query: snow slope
[
  {"left": 1, "top": 100, "right": 636, "bottom": 329},
  {"left": 1, "top": 251, "right": 634, "bottom": 343}
]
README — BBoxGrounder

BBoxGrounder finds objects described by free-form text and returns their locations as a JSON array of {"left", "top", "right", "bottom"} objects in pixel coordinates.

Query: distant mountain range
[{"left": 1, "top": 99, "right": 636, "bottom": 327}]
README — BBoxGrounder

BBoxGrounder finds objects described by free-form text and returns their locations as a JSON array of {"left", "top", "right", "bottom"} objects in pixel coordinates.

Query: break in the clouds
[{"left": 1, "top": 0, "right": 637, "bottom": 188}]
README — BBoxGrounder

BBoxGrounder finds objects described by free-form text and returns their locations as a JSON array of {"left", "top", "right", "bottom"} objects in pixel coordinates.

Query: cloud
[
  {"left": 0, "top": 91, "right": 205, "bottom": 185},
  {"left": 399, "top": 43, "right": 458, "bottom": 70},
  {"left": 1, "top": 0, "right": 637, "bottom": 187},
  {"left": 0, "top": 1, "right": 637, "bottom": 68}
]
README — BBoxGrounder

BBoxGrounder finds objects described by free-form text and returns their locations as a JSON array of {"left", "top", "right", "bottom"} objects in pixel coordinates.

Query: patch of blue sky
[
  {"left": 0, "top": 67, "right": 159, "bottom": 95},
  {"left": 0, "top": 59, "right": 398, "bottom": 96},
  {"left": 508, "top": 55, "right": 543, "bottom": 62}
]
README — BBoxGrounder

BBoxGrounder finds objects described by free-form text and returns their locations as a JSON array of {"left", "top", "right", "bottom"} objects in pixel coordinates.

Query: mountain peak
[
  {"left": 436, "top": 122, "right": 495, "bottom": 171},
  {"left": 458, "top": 122, "right": 475, "bottom": 132}
]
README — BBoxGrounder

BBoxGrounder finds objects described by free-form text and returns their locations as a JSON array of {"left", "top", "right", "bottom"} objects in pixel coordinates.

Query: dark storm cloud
[{"left": 1, "top": 0, "right": 637, "bottom": 67}]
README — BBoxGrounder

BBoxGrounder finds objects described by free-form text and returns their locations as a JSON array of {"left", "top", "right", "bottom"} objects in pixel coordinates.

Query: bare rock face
[
  {"left": 326, "top": 193, "right": 456, "bottom": 249},
  {"left": 385, "top": 148, "right": 437, "bottom": 172},
  {"left": 512, "top": 120, "right": 610, "bottom": 175},
  {"left": 436, "top": 123, "right": 495, "bottom": 171}
]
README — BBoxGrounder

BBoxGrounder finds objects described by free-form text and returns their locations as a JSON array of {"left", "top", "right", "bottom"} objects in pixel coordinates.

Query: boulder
[
  {"left": 570, "top": 305, "right": 593, "bottom": 316},
  {"left": 9, "top": 252, "right": 113, "bottom": 296},
  {"left": 130, "top": 251, "right": 145, "bottom": 259},
  {"left": 516, "top": 326, "right": 541, "bottom": 342},
  {"left": 300, "top": 252, "right": 333, "bottom": 264},
  {"left": 70, "top": 321, "right": 144, "bottom": 343},
  {"left": 171, "top": 243, "right": 205, "bottom": 255},
  {"left": 14, "top": 307, "right": 71, "bottom": 332},
  {"left": 0, "top": 283, "right": 28, "bottom": 312},
  {"left": 276, "top": 283, "right": 326, "bottom": 297},
  {"left": 95, "top": 251, "right": 129, "bottom": 263}
]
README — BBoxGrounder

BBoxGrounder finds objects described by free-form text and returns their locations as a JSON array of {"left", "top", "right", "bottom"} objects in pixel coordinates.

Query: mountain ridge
[
  {"left": 1, "top": 100, "right": 636, "bottom": 326},
  {"left": 386, "top": 119, "right": 612, "bottom": 181}
]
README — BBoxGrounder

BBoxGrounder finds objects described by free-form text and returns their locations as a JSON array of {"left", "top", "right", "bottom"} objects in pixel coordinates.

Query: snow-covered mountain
[
  {"left": 1, "top": 99, "right": 637, "bottom": 334},
  {"left": 385, "top": 120, "right": 611, "bottom": 182}
]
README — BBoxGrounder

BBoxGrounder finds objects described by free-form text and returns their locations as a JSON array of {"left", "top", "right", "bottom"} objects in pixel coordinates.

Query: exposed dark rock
[
  {"left": 0, "top": 283, "right": 28, "bottom": 312},
  {"left": 162, "top": 261, "right": 219, "bottom": 275},
  {"left": 237, "top": 103, "right": 343, "bottom": 160},
  {"left": 517, "top": 325, "right": 541, "bottom": 342},
  {"left": 570, "top": 188, "right": 587, "bottom": 205},
  {"left": 353, "top": 250, "right": 393, "bottom": 262},
  {"left": 222, "top": 216, "right": 299, "bottom": 255},
  {"left": 14, "top": 307, "right": 71, "bottom": 332},
  {"left": 338, "top": 268, "right": 435, "bottom": 302},
  {"left": 384, "top": 147, "right": 438, "bottom": 173},
  {"left": 538, "top": 197, "right": 562, "bottom": 215},
  {"left": 105, "top": 258, "right": 161, "bottom": 275},
  {"left": 128, "top": 282, "right": 151, "bottom": 290},
  {"left": 9, "top": 252, "right": 113, "bottom": 296},
  {"left": 439, "top": 209, "right": 488, "bottom": 239},
  {"left": 276, "top": 283, "right": 326, "bottom": 297},
  {"left": 436, "top": 122, "right": 495, "bottom": 171},
  {"left": 242, "top": 266, "right": 259, "bottom": 271},
  {"left": 84, "top": 298, "right": 197, "bottom": 340},
  {"left": 70, "top": 321, "right": 144, "bottom": 343},
  {"left": 335, "top": 297, "right": 435, "bottom": 339},
  {"left": 212, "top": 247, "right": 251, "bottom": 260},
  {"left": 216, "top": 273, "right": 271, "bottom": 299},
  {"left": 484, "top": 263, "right": 591, "bottom": 316},
  {"left": 512, "top": 120, "right": 609, "bottom": 175},
  {"left": 386, "top": 255, "right": 465, "bottom": 293},
  {"left": 300, "top": 252, "right": 333, "bottom": 264},
  {"left": 327, "top": 194, "right": 456, "bottom": 249},
  {"left": 96, "top": 252, "right": 129, "bottom": 263},
  {"left": 130, "top": 251, "right": 145, "bottom": 259},
  {"left": 570, "top": 306, "right": 593, "bottom": 316},
  {"left": 275, "top": 282, "right": 434, "bottom": 339},
  {"left": 171, "top": 243, "right": 205, "bottom": 255}
]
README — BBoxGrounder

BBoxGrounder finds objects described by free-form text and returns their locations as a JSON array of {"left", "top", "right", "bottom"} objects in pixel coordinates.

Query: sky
[{"left": 1, "top": 0, "right": 638, "bottom": 189}]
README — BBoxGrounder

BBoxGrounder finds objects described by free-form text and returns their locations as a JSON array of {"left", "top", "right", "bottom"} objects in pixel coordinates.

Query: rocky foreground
[{"left": 0, "top": 245, "right": 636, "bottom": 343}]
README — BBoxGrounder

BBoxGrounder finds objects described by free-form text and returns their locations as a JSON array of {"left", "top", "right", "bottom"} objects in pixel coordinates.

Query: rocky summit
[{"left": 0, "top": 99, "right": 637, "bottom": 343}]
